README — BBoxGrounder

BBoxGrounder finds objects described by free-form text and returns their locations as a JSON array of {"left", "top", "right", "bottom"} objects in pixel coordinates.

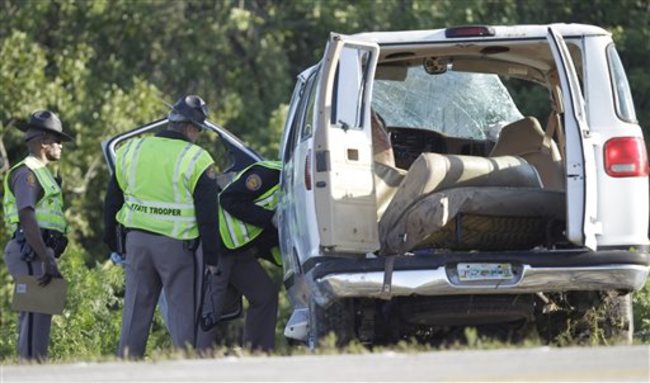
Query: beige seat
[
  {"left": 379, "top": 152, "right": 542, "bottom": 231},
  {"left": 372, "top": 110, "right": 406, "bottom": 220},
  {"left": 378, "top": 153, "right": 562, "bottom": 255},
  {"left": 375, "top": 162, "right": 406, "bottom": 220},
  {"left": 489, "top": 117, "right": 565, "bottom": 190}
]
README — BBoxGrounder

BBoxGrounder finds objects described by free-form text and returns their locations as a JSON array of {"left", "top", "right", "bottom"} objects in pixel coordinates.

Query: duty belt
[{"left": 13, "top": 227, "right": 68, "bottom": 260}]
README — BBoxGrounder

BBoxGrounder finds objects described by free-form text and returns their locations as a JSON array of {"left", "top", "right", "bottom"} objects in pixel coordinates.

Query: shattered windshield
[{"left": 372, "top": 66, "right": 523, "bottom": 140}]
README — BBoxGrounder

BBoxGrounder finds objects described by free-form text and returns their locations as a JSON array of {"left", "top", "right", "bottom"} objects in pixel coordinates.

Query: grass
[{"left": 1, "top": 243, "right": 649, "bottom": 363}]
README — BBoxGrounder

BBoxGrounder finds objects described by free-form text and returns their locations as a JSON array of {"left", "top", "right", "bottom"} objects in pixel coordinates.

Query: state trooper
[
  {"left": 3, "top": 110, "right": 71, "bottom": 361},
  {"left": 103, "top": 95, "right": 220, "bottom": 358},
  {"left": 198, "top": 160, "right": 281, "bottom": 352}
]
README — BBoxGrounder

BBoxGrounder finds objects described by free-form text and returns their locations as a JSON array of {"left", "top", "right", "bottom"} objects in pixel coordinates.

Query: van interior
[{"left": 370, "top": 41, "right": 578, "bottom": 255}]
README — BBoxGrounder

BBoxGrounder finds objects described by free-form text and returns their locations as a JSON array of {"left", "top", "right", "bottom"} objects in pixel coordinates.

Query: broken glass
[{"left": 373, "top": 66, "right": 523, "bottom": 140}]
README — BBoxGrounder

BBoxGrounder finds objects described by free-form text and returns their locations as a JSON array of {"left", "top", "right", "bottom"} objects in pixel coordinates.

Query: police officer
[
  {"left": 103, "top": 95, "right": 220, "bottom": 358},
  {"left": 3, "top": 110, "right": 71, "bottom": 361},
  {"left": 198, "top": 160, "right": 281, "bottom": 352}
]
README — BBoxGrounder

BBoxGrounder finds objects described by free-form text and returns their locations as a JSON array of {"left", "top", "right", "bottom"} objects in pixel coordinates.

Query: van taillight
[
  {"left": 604, "top": 137, "right": 649, "bottom": 177},
  {"left": 305, "top": 150, "right": 312, "bottom": 190}
]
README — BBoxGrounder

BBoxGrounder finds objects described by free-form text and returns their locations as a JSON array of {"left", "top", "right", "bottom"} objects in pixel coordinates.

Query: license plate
[{"left": 457, "top": 263, "right": 513, "bottom": 281}]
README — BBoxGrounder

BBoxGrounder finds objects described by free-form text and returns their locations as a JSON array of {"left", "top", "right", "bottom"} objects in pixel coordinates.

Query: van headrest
[{"left": 490, "top": 117, "right": 545, "bottom": 157}]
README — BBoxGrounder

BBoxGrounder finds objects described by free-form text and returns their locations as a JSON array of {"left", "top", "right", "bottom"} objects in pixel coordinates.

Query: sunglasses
[{"left": 43, "top": 136, "right": 62, "bottom": 145}]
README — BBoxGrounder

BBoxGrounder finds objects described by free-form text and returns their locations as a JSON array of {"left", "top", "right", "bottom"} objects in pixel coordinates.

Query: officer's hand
[{"left": 39, "top": 248, "right": 63, "bottom": 286}]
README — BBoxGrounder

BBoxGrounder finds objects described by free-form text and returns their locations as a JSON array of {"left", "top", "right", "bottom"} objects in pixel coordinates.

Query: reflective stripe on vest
[
  {"left": 218, "top": 161, "right": 281, "bottom": 250},
  {"left": 2, "top": 156, "right": 67, "bottom": 234},
  {"left": 115, "top": 137, "right": 214, "bottom": 240}
]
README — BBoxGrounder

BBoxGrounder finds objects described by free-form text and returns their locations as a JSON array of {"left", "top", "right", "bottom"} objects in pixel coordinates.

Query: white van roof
[{"left": 353, "top": 23, "right": 609, "bottom": 45}]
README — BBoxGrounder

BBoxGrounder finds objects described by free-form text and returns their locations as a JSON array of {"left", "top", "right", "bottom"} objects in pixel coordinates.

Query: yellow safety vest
[
  {"left": 115, "top": 136, "right": 214, "bottom": 240},
  {"left": 3, "top": 156, "right": 67, "bottom": 234},
  {"left": 218, "top": 161, "right": 282, "bottom": 254}
]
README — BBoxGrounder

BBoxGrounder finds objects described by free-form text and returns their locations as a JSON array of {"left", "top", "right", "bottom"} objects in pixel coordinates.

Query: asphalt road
[{"left": 1, "top": 345, "right": 648, "bottom": 382}]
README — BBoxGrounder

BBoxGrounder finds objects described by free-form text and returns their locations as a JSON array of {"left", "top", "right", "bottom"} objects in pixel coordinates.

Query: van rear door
[
  {"left": 547, "top": 26, "right": 599, "bottom": 251},
  {"left": 312, "top": 33, "right": 380, "bottom": 253}
]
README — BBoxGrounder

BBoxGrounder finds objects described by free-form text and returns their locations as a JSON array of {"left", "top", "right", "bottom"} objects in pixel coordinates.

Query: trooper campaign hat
[
  {"left": 20, "top": 110, "right": 73, "bottom": 142},
  {"left": 168, "top": 95, "right": 209, "bottom": 129}
]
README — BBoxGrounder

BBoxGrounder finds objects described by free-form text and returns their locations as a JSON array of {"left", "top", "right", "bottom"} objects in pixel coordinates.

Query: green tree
[{"left": 1, "top": 0, "right": 648, "bottom": 361}]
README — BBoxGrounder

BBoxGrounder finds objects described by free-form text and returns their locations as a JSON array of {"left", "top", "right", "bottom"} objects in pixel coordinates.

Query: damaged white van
[{"left": 278, "top": 24, "right": 649, "bottom": 346}]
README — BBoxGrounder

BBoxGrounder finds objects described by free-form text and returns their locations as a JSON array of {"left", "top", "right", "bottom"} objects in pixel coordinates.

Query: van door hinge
[{"left": 590, "top": 218, "right": 603, "bottom": 234}]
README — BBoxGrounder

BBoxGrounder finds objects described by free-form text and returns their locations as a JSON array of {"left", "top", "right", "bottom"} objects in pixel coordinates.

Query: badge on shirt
[
  {"left": 245, "top": 173, "right": 262, "bottom": 191},
  {"left": 26, "top": 173, "right": 36, "bottom": 187}
]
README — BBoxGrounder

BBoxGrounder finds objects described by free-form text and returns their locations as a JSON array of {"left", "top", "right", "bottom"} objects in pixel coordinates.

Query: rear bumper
[
  {"left": 306, "top": 248, "right": 649, "bottom": 302},
  {"left": 317, "top": 264, "right": 648, "bottom": 299}
]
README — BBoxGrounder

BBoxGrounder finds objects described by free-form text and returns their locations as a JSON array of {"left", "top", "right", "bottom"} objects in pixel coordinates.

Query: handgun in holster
[{"left": 14, "top": 229, "right": 36, "bottom": 262}]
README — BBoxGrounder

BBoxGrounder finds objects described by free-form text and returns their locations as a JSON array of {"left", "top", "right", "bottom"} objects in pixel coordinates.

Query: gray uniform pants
[
  {"left": 118, "top": 230, "right": 199, "bottom": 358},
  {"left": 197, "top": 249, "right": 278, "bottom": 351},
  {"left": 4, "top": 238, "right": 52, "bottom": 361}
]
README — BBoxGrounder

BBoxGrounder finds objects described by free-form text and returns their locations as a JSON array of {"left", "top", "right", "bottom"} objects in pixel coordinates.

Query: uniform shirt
[
  {"left": 219, "top": 164, "right": 280, "bottom": 258},
  {"left": 9, "top": 165, "right": 43, "bottom": 212},
  {"left": 103, "top": 130, "right": 222, "bottom": 265}
]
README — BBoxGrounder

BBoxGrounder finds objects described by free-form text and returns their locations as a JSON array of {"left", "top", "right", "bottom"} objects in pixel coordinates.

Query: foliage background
[{"left": 0, "top": 0, "right": 648, "bottom": 360}]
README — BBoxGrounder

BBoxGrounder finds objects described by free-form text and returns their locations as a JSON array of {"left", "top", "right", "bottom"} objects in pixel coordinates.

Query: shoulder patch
[
  {"left": 26, "top": 172, "right": 36, "bottom": 187},
  {"left": 245, "top": 174, "right": 262, "bottom": 191}
]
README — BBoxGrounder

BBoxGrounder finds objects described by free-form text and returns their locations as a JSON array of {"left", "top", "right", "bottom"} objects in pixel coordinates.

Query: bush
[
  {"left": 1, "top": 242, "right": 649, "bottom": 361},
  {"left": 0, "top": 241, "right": 172, "bottom": 361}
]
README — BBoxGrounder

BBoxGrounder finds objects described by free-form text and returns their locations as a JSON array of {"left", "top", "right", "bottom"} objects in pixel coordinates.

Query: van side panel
[{"left": 582, "top": 36, "right": 650, "bottom": 247}]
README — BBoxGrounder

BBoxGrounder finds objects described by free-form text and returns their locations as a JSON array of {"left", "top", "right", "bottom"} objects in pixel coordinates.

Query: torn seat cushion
[
  {"left": 379, "top": 187, "right": 565, "bottom": 254},
  {"left": 378, "top": 153, "right": 564, "bottom": 255}
]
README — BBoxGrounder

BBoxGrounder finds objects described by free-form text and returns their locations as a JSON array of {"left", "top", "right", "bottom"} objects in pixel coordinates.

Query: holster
[
  {"left": 14, "top": 228, "right": 69, "bottom": 261},
  {"left": 115, "top": 224, "right": 127, "bottom": 255},
  {"left": 43, "top": 229, "right": 68, "bottom": 258}
]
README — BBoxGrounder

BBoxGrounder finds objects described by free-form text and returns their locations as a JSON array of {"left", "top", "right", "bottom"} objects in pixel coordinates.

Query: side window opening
[
  {"left": 331, "top": 47, "right": 373, "bottom": 130},
  {"left": 283, "top": 72, "right": 318, "bottom": 162},
  {"left": 282, "top": 82, "right": 307, "bottom": 163},
  {"left": 500, "top": 77, "right": 552, "bottom": 127},
  {"left": 607, "top": 44, "right": 637, "bottom": 123},
  {"left": 301, "top": 72, "right": 320, "bottom": 140}
]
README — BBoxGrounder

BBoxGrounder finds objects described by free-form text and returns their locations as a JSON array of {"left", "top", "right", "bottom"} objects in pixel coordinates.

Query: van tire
[
  {"left": 308, "top": 298, "right": 355, "bottom": 348},
  {"left": 535, "top": 291, "right": 634, "bottom": 345}
]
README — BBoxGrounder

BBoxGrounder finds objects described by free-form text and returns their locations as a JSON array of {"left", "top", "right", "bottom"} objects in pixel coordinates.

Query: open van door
[
  {"left": 101, "top": 118, "right": 261, "bottom": 176},
  {"left": 312, "top": 33, "right": 380, "bottom": 253},
  {"left": 547, "top": 27, "right": 599, "bottom": 251}
]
